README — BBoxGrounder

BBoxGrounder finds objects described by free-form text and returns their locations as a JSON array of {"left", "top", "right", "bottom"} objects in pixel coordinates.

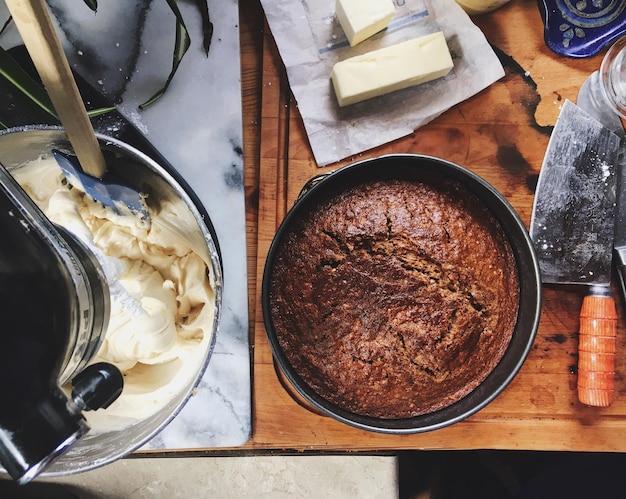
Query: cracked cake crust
[{"left": 268, "top": 177, "right": 520, "bottom": 419}]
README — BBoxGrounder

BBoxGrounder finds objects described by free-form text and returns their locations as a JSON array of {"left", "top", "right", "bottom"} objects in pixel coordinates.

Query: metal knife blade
[
  {"left": 530, "top": 99, "right": 620, "bottom": 285},
  {"left": 613, "top": 166, "right": 626, "bottom": 302},
  {"left": 577, "top": 71, "right": 626, "bottom": 307},
  {"left": 530, "top": 98, "right": 621, "bottom": 407}
]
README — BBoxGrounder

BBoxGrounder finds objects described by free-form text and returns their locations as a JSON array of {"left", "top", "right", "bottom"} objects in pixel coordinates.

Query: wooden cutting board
[{"left": 248, "top": 1, "right": 626, "bottom": 451}]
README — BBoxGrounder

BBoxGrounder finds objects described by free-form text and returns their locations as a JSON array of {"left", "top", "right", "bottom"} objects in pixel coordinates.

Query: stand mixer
[{"left": 0, "top": 161, "right": 123, "bottom": 485}]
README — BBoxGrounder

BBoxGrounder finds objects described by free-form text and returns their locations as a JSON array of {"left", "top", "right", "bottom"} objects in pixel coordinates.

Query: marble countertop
[{"left": 0, "top": 0, "right": 251, "bottom": 449}]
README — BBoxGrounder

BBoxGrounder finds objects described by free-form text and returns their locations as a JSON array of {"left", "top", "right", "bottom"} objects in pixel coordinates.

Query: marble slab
[{"left": 0, "top": 0, "right": 251, "bottom": 449}]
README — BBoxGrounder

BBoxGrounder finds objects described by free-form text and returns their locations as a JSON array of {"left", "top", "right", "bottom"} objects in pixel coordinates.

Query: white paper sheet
[{"left": 260, "top": 0, "right": 505, "bottom": 166}]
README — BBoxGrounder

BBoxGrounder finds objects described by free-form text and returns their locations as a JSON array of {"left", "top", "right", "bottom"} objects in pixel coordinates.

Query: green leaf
[
  {"left": 87, "top": 106, "right": 116, "bottom": 117},
  {"left": 0, "top": 0, "right": 210, "bottom": 112},
  {"left": 0, "top": 15, "right": 13, "bottom": 37},
  {"left": 139, "top": 0, "right": 191, "bottom": 109},
  {"left": 0, "top": 47, "right": 58, "bottom": 118},
  {"left": 0, "top": 47, "right": 115, "bottom": 123},
  {"left": 82, "top": 0, "right": 98, "bottom": 12},
  {"left": 193, "top": 0, "right": 213, "bottom": 56}
]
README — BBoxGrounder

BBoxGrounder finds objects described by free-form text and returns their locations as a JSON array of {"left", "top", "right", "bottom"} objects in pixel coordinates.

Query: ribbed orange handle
[{"left": 578, "top": 294, "right": 617, "bottom": 407}]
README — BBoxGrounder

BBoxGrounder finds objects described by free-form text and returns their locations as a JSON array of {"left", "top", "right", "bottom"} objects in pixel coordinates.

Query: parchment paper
[{"left": 260, "top": 0, "right": 505, "bottom": 166}]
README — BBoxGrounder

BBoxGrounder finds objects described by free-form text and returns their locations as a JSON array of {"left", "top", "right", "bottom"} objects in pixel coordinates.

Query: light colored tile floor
[{"left": 1, "top": 455, "right": 398, "bottom": 498}]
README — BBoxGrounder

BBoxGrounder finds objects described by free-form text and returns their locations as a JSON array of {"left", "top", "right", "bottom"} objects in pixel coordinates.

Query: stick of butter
[
  {"left": 336, "top": 0, "right": 395, "bottom": 47},
  {"left": 330, "top": 31, "right": 454, "bottom": 107}
]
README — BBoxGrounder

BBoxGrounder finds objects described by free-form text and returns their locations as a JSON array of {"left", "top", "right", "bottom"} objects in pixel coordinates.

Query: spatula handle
[
  {"left": 577, "top": 288, "right": 617, "bottom": 407},
  {"left": 5, "top": 0, "right": 106, "bottom": 178}
]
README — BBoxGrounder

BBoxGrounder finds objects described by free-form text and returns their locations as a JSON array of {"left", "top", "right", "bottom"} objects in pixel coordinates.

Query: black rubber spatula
[{"left": 4, "top": 0, "right": 149, "bottom": 220}]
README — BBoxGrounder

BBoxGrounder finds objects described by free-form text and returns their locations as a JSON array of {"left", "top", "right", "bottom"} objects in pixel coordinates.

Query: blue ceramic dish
[{"left": 538, "top": 0, "right": 626, "bottom": 58}]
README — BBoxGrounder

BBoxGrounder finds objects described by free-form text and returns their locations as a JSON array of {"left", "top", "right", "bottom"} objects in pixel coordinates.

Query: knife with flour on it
[
  {"left": 578, "top": 70, "right": 626, "bottom": 306},
  {"left": 530, "top": 99, "right": 621, "bottom": 407}
]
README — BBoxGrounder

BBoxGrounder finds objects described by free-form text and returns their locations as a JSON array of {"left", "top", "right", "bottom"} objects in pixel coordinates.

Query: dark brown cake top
[{"left": 269, "top": 178, "right": 520, "bottom": 419}]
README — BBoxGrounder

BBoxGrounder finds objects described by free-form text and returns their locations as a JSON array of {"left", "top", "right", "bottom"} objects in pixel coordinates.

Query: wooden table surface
[{"left": 238, "top": 0, "right": 626, "bottom": 452}]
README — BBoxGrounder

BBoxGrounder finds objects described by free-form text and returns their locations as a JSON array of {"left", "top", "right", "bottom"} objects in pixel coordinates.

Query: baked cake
[{"left": 268, "top": 176, "right": 520, "bottom": 419}]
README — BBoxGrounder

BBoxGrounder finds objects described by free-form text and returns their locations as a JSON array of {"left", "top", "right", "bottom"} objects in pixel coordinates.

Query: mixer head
[{"left": 0, "top": 162, "right": 122, "bottom": 484}]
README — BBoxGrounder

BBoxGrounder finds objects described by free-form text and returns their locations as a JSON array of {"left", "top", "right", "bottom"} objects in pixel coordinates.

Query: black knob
[{"left": 71, "top": 362, "right": 124, "bottom": 411}]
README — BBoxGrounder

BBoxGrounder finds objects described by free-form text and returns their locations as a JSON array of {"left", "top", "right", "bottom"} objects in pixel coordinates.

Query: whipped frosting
[{"left": 13, "top": 155, "right": 216, "bottom": 430}]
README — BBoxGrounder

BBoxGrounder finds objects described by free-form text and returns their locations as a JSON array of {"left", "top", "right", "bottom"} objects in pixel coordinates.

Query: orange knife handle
[{"left": 577, "top": 291, "right": 617, "bottom": 407}]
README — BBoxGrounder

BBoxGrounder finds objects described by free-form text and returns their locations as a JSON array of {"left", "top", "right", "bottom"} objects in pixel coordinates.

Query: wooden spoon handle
[
  {"left": 5, "top": 0, "right": 106, "bottom": 178},
  {"left": 577, "top": 292, "right": 617, "bottom": 407}
]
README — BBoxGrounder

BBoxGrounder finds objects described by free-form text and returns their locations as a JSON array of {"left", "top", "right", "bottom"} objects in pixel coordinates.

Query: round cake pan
[
  {"left": 0, "top": 126, "right": 222, "bottom": 475},
  {"left": 262, "top": 154, "right": 541, "bottom": 434}
]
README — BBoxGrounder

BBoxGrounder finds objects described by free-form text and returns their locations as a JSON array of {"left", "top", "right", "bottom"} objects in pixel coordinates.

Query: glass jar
[
  {"left": 599, "top": 35, "right": 626, "bottom": 119},
  {"left": 576, "top": 36, "right": 626, "bottom": 138}
]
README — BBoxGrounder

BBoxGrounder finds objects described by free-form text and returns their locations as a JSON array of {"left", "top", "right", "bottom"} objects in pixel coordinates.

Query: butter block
[
  {"left": 336, "top": 0, "right": 395, "bottom": 47},
  {"left": 330, "top": 31, "right": 454, "bottom": 107}
]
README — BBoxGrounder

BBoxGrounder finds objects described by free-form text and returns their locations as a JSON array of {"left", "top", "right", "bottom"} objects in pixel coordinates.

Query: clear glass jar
[
  {"left": 576, "top": 36, "right": 626, "bottom": 138},
  {"left": 600, "top": 35, "right": 626, "bottom": 119}
]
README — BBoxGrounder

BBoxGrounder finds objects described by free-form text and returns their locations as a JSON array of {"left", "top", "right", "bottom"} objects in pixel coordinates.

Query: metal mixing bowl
[
  {"left": 262, "top": 154, "right": 541, "bottom": 434},
  {"left": 0, "top": 126, "right": 222, "bottom": 475}
]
